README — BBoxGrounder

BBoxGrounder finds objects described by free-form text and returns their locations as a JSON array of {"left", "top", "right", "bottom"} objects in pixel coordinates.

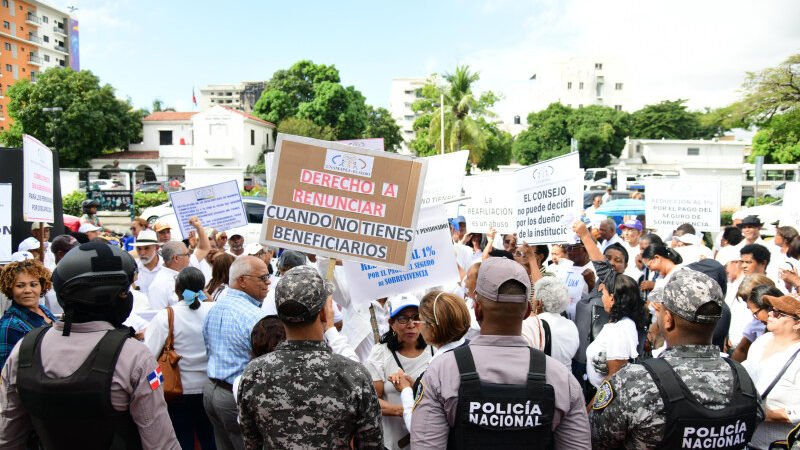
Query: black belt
[{"left": 210, "top": 378, "right": 233, "bottom": 392}]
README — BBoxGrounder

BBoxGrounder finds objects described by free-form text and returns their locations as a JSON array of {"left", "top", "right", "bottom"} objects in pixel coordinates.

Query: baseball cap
[
  {"left": 650, "top": 269, "right": 723, "bottom": 323},
  {"left": 618, "top": 219, "right": 643, "bottom": 232},
  {"left": 389, "top": 294, "right": 420, "bottom": 318},
  {"left": 131, "top": 229, "right": 161, "bottom": 247},
  {"left": 762, "top": 294, "right": 800, "bottom": 318},
  {"left": 277, "top": 250, "right": 306, "bottom": 271},
  {"left": 79, "top": 223, "right": 102, "bottom": 233},
  {"left": 30, "top": 222, "right": 52, "bottom": 232},
  {"left": 18, "top": 237, "right": 42, "bottom": 252},
  {"left": 244, "top": 243, "right": 264, "bottom": 255},
  {"left": 675, "top": 233, "right": 701, "bottom": 246},
  {"left": 475, "top": 256, "right": 531, "bottom": 303},
  {"left": 153, "top": 222, "right": 171, "bottom": 232},
  {"left": 10, "top": 251, "right": 35, "bottom": 262},
  {"left": 275, "top": 266, "right": 333, "bottom": 323}
]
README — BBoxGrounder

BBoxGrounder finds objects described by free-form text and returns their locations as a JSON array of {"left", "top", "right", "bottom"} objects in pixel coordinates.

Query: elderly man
[
  {"left": 154, "top": 221, "right": 172, "bottom": 244},
  {"left": 227, "top": 234, "right": 245, "bottom": 257},
  {"left": 146, "top": 241, "right": 191, "bottom": 309},
  {"left": 203, "top": 256, "right": 269, "bottom": 450},
  {"left": 132, "top": 229, "right": 162, "bottom": 294},
  {"left": 597, "top": 218, "right": 623, "bottom": 253},
  {"left": 29, "top": 222, "right": 55, "bottom": 269}
]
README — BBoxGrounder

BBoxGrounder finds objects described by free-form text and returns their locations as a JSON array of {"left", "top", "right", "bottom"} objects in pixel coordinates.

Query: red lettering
[{"left": 300, "top": 169, "right": 313, "bottom": 183}]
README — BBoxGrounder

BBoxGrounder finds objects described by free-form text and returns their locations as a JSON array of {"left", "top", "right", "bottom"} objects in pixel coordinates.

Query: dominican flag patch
[{"left": 147, "top": 366, "right": 164, "bottom": 390}]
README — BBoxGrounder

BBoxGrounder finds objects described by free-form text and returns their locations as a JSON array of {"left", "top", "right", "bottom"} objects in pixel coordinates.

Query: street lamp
[{"left": 432, "top": 95, "right": 445, "bottom": 155}]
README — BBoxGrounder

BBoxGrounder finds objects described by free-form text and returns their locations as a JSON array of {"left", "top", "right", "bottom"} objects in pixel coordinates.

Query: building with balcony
[
  {"left": 89, "top": 106, "right": 276, "bottom": 190},
  {"left": 527, "top": 57, "right": 628, "bottom": 114},
  {"left": 389, "top": 77, "right": 428, "bottom": 155},
  {"left": 198, "top": 81, "right": 266, "bottom": 113},
  {"left": 0, "top": 0, "right": 77, "bottom": 129}
]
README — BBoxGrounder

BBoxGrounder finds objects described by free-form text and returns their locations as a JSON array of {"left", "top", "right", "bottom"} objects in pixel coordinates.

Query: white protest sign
[
  {"left": 645, "top": 178, "right": 721, "bottom": 232},
  {"left": 338, "top": 138, "right": 385, "bottom": 152},
  {"left": 22, "top": 135, "right": 55, "bottom": 222},
  {"left": 169, "top": 180, "right": 248, "bottom": 238},
  {"left": 463, "top": 174, "right": 516, "bottom": 233},
  {"left": 342, "top": 205, "right": 459, "bottom": 306},
  {"left": 779, "top": 182, "right": 800, "bottom": 229},
  {"left": 420, "top": 150, "right": 469, "bottom": 207},
  {"left": 0, "top": 184, "right": 11, "bottom": 263},
  {"left": 264, "top": 152, "right": 275, "bottom": 190},
  {"left": 515, "top": 152, "right": 583, "bottom": 244}
]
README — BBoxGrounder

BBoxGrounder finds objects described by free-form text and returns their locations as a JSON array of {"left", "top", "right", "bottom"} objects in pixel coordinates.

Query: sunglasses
[
  {"left": 770, "top": 308, "right": 800, "bottom": 320},
  {"left": 243, "top": 274, "right": 270, "bottom": 283}
]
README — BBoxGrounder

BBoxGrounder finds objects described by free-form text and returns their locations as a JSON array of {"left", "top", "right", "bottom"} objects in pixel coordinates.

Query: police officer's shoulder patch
[
  {"left": 592, "top": 380, "right": 614, "bottom": 411},
  {"left": 412, "top": 380, "right": 425, "bottom": 412}
]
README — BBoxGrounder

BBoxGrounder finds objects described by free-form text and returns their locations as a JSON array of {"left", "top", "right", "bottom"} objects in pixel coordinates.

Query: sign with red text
[
  {"left": 22, "top": 135, "right": 55, "bottom": 223},
  {"left": 261, "top": 134, "right": 427, "bottom": 269}
]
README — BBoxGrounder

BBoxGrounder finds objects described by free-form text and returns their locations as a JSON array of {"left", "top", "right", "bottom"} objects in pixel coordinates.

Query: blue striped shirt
[
  {"left": 202, "top": 288, "right": 266, "bottom": 384},
  {"left": 0, "top": 302, "right": 56, "bottom": 367}
]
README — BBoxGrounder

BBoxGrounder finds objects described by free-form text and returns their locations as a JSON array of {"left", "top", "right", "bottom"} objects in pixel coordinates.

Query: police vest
[
  {"left": 641, "top": 357, "right": 758, "bottom": 450},
  {"left": 16, "top": 326, "right": 143, "bottom": 450},
  {"left": 448, "top": 346, "right": 555, "bottom": 450}
]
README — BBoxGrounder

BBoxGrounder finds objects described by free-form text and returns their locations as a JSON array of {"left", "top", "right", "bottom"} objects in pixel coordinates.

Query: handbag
[{"left": 157, "top": 306, "right": 183, "bottom": 401}]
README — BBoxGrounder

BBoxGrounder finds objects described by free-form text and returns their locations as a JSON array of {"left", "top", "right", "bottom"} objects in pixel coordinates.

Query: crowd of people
[{"left": 1, "top": 191, "right": 800, "bottom": 450}]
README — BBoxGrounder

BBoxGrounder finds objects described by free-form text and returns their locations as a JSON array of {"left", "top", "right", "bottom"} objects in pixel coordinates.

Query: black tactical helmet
[{"left": 52, "top": 242, "right": 136, "bottom": 335}]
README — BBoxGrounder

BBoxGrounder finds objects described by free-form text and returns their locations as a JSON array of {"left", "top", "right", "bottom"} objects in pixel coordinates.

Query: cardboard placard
[
  {"left": 169, "top": 180, "right": 248, "bottom": 237},
  {"left": 342, "top": 205, "right": 459, "bottom": 305},
  {"left": 261, "top": 134, "right": 427, "bottom": 270},
  {"left": 515, "top": 152, "right": 584, "bottom": 244},
  {"left": 420, "top": 150, "right": 469, "bottom": 206},
  {"left": 645, "top": 179, "right": 721, "bottom": 232},
  {"left": 463, "top": 173, "right": 517, "bottom": 234},
  {"left": 22, "top": 135, "right": 55, "bottom": 223}
]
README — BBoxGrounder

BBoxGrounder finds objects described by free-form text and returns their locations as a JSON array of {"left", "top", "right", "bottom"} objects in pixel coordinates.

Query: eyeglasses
[
  {"left": 394, "top": 315, "right": 420, "bottom": 325},
  {"left": 770, "top": 308, "right": 800, "bottom": 320},
  {"left": 243, "top": 274, "right": 270, "bottom": 283},
  {"left": 503, "top": 239, "right": 514, "bottom": 245}
]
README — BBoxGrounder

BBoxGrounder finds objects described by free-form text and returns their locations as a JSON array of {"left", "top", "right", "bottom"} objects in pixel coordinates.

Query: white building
[
  {"left": 529, "top": 57, "right": 628, "bottom": 113},
  {"left": 389, "top": 77, "right": 427, "bottom": 155},
  {"left": 198, "top": 82, "right": 266, "bottom": 113},
  {"left": 89, "top": 106, "right": 275, "bottom": 189},
  {"left": 611, "top": 138, "right": 748, "bottom": 208}
]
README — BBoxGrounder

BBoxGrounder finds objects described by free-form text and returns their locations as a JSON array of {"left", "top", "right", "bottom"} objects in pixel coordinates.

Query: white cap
[
  {"left": 18, "top": 237, "right": 41, "bottom": 252},
  {"left": 10, "top": 251, "right": 35, "bottom": 262},
  {"left": 245, "top": 242, "right": 264, "bottom": 255},
  {"left": 79, "top": 223, "right": 102, "bottom": 233},
  {"left": 715, "top": 245, "right": 741, "bottom": 267},
  {"left": 676, "top": 233, "right": 701, "bottom": 246},
  {"left": 388, "top": 293, "right": 420, "bottom": 319}
]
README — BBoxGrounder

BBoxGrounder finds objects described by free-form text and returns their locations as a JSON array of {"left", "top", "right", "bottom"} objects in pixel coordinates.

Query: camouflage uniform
[
  {"left": 238, "top": 340, "right": 383, "bottom": 449},
  {"left": 237, "top": 265, "right": 383, "bottom": 450},
  {"left": 590, "top": 269, "right": 764, "bottom": 449}
]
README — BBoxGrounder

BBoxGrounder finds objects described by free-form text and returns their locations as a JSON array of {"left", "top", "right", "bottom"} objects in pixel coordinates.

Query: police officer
[
  {"left": 0, "top": 242, "right": 179, "bottom": 449},
  {"left": 590, "top": 269, "right": 764, "bottom": 449},
  {"left": 410, "top": 257, "right": 591, "bottom": 449}
]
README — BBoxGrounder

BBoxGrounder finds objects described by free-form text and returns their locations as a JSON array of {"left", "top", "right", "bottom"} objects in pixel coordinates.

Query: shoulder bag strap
[
  {"left": 760, "top": 346, "right": 800, "bottom": 400},
  {"left": 541, "top": 319, "right": 552, "bottom": 356},
  {"left": 390, "top": 349, "right": 404, "bottom": 372}
]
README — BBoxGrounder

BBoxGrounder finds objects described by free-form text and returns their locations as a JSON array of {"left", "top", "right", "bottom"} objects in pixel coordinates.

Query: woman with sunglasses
[
  {"left": 0, "top": 260, "right": 57, "bottom": 366},
  {"left": 743, "top": 294, "right": 800, "bottom": 449},
  {"left": 366, "top": 294, "right": 432, "bottom": 450},
  {"left": 731, "top": 276, "right": 779, "bottom": 362}
]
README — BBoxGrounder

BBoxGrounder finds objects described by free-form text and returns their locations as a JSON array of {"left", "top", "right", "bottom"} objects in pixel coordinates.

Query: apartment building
[
  {"left": 198, "top": 81, "right": 266, "bottom": 113},
  {"left": 389, "top": 77, "right": 427, "bottom": 155},
  {"left": 0, "top": 0, "right": 76, "bottom": 129},
  {"left": 529, "top": 57, "right": 627, "bottom": 113}
]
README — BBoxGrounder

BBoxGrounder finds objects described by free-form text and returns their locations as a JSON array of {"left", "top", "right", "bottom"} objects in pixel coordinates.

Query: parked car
[
  {"left": 137, "top": 181, "right": 164, "bottom": 193},
  {"left": 766, "top": 182, "right": 786, "bottom": 199},
  {"left": 140, "top": 202, "right": 174, "bottom": 225},
  {"left": 139, "top": 197, "right": 266, "bottom": 243},
  {"left": 583, "top": 190, "right": 644, "bottom": 210}
]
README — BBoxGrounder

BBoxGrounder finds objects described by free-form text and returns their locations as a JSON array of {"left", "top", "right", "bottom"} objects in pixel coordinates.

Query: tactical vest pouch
[
  {"left": 448, "top": 346, "right": 555, "bottom": 450},
  {"left": 641, "top": 357, "right": 758, "bottom": 450},
  {"left": 17, "top": 326, "right": 143, "bottom": 450}
]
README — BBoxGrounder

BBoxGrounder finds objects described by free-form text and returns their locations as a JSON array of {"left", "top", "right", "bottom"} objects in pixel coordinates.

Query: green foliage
[
  {"left": 409, "top": 115, "right": 434, "bottom": 156},
  {"left": 277, "top": 117, "right": 335, "bottom": 140},
  {"left": 720, "top": 210, "right": 734, "bottom": 227},
  {"left": 749, "top": 108, "right": 800, "bottom": 163},
  {"left": 736, "top": 54, "right": 800, "bottom": 126},
  {"left": 0, "top": 68, "right": 144, "bottom": 167},
  {"left": 133, "top": 192, "right": 169, "bottom": 216},
  {"left": 629, "top": 99, "right": 714, "bottom": 139},
  {"left": 365, "top": 107, "right": 402, "bottom": 152},
  {"left": 745, "top": 195, "right": 780, "bottom": 207},
  {"left": 241, "top": 187, "right": 267, "bottom": 197},
  {"left": 513, "top": 103, "right": 572, "bottom": 164},
  {"left": 476, "top": 119, "right": 512, "bottom": 170},
  {"left": 62, "top": 190, "right": 86, "bottom": 216}
]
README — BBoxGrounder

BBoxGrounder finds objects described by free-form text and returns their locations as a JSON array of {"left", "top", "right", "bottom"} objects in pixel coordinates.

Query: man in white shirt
[
  {"left": 739, "top": 215, "right": 766, "bottom": 247},
  {"left": 147, "top": 241, "right": 191, "bottom": 309},
  {"left": 132, "top": 229, "right": 163, "bottom": 294},
  {"left": 227, "top": 234, "right": 245, "bottom": 257},
  {"left": 585, "top": 195, "right": 603, "bottom": 217},
  {"left": 598, "top": 218, "right": 623, "bottom": 254},
  {"left": 262, "top": 250, "right": 307, "bottom": 315},
  {"left": 619, "top": 219, "right": 642, "bottom": 274}
]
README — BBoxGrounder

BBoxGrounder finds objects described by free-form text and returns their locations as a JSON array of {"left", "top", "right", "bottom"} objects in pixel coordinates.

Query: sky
[{"left": 49, "top": 0, "right": 800, "bottom": 127}]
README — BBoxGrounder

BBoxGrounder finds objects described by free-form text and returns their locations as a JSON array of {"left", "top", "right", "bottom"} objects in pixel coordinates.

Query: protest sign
[
  {"left": 0, "top": 184, "right": 11, "bottom": 263},
  {"left": 463, "top": 174, "right": 517, "bottom": 233},
  {"left": 22, "top": 135, "right": 54, "bottom": 223},
  {"left": 169, "top": 180, "right": 248, "bottom": 238},
  {"left": 338, "top": 138, "right": 385, "bottom": 152},
  {"left": 515, "top": 152, "right": 583, "bottom": 244},
  {"left": 780, "top": 182, "right": 800, "bottom": 229},
  {"left": 342, "top": 205, "right": 459, "bottom": 304},
  {"left": 420, "top": 150, "right": 469, "bottom": 206},
  {"left": 645, "top": 178, "right": 721, "bottom": 232},
  {"left": 261, "top": 134, "right": 427, "bottom": 270}
]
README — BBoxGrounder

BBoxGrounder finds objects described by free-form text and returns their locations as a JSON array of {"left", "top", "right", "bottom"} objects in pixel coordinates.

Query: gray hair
[
  {"left": 533, "top": 277, "right": 570, "bottom": 314},
  {"left": 229, "top": 256, "right": 252, "bottom": 285},
  {"left": 161, "top": 242, "right": 186, "bottom": 265}
]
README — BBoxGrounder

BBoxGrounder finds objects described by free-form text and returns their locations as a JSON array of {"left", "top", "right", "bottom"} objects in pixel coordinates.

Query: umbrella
[{"left": 595, "top": 199, "right": 646, "bottom": 216}]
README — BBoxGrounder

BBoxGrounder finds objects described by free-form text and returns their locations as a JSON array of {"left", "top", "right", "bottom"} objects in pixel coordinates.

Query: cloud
[{"left": 458, "top": 0, "right": 800, "bottom": 125}]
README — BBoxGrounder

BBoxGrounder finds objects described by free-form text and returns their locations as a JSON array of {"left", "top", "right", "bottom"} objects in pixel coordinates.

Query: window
[
  {"left": 595, "top": 63, "right": 603, "bottom": 70},
  {"left": 43, "top": 35, "right": 48, "bottom": 42},
  {"left": 58, "top": 59, "right": 65, "bottom": 67},
  {"left": 3, "top": 43, "right": 9, "bottom": 50},
  {"left": 4, "top": 64, "right": 10, "bottom": 72},
  {"left": 43, "top": 54, "right": 49, "bottom": 62},
  {"left": 42, "top": 16, "right": 48, "bottom": 23},
  {"left": 3, "top": 21, "right": 9, "bottom": 29},
  {"left": 578, "top": 104, "right": 583, "bottom": 108},
  {"left": 245, "top": 202, "right": 265, "bottom": 224},
  {"left": 615, "top": 83, "right": 623, "bottom": 90},
  {"left": 579, "top": 82, "right": 584, "bottom": 90},
  {"left": 687, "top": 148, "right": 700, "bottom": 156},
  {"left": 159, "top": 130, "right": 173, "bottom": 145},
  {"left": 567, "top": 81, "right": 572, "bottom": 89},
  {"left": 614, "top": 105, "right": 622, "bottom": 111},
  {"left": 250, "top": 129, "right": 255, "bottom": 145},
  {"left": 1, "top": 1, "right": 7, "bottom": 7}
]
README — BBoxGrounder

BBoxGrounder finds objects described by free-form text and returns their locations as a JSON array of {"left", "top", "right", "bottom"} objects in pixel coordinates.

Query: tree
[
  {"left": 737, "top": 53, "right": 800, "bottom": 125},
  {"left": 512, "top": 103, "right": 572, "bottom": 164},
  {"left": 0, "top": 68, "right": 143, "bottom": 167},
  {"left": 297, "top": 83, "right": 368, "bottom": 139},
  {"left": 276, "top": 117, "right": 335, "bottom": 140},
  {"left": 475, "top": 119, "right": 512, "bottom": 170},
  {"left": 409, "top": 115, "right": 434, "bottom": 156},
  {"left": 364, "top": 106, "right": 402, "bottom": 152},
  {"left": 629, "top": 99, "right": 707, "bottom": 139},
  {"left": 567, "top": 105, "right": 630, "bottom": 168},
  {"left": 749, "top": 108, "right": 800, "bottom": 163}
]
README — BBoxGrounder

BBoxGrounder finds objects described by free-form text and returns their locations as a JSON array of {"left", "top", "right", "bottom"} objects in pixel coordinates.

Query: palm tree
[{"left": 428, "top": 65, "right": 488, "bottom": 164}]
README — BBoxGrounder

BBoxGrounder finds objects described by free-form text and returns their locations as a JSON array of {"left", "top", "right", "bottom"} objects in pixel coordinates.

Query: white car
[
  {"left": 141, "top": 197, "right": 266, "bottom": 244},
  {"left": 140, "top": 202, "right": 174, "bottom": 226}
]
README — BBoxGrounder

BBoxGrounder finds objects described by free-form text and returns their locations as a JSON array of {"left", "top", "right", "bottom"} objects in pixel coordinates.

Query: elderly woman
[
  {"left": 0, "top": 260, "right": 57, "bottom": 365},
  {"left": 731, "top": 275, "right": 779, "bottom": 362},
  {"left": 743, "top": 294, "right": 800, "bottom": 449},
  {"left": 522, "top": 277, "right": 580, "bottom": 368}
]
